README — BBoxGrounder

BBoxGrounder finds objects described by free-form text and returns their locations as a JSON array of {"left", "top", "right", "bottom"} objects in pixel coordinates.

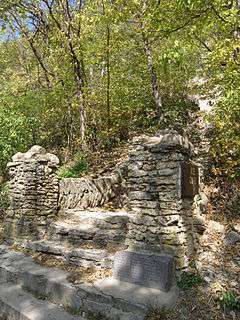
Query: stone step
[
  {"left": 0, "top": 245, "right": 147, "bottom": 320},
  {"left": 95, "top": 278, "right": 179, "bottom": 310},
  {"left": 21, "top": 240, "right": 114, "bottom": 268},
  {"left": 0, "top": 283, "right": 81, "bottom": 320},
  {"left": 59, "top": 209, "right": 130, "bottom": 226},
  {"left": 47, "top": 210, "right": 130, "bottom": 248}
]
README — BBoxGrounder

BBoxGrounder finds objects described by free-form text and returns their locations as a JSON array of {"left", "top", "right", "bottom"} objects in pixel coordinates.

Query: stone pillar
[
  {"left": 4, "top": 146, "right": 59, "bottom": 242},
  {"left": 125, "top": 131, "right": 199, "bottom": 269}
]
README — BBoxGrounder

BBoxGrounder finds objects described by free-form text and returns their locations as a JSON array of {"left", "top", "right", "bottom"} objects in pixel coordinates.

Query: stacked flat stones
[
  {"left": 126, "top": 131, "right": 198, "bottom": 269},
  {"left": 59, "top": 174, "right": 121, "bottom": 210},
  {"left": 47, "top": 210, "right": 129, "bottom": 249},
  {"left": 4, "top": 146, "right": 59, "bottom": 241}
]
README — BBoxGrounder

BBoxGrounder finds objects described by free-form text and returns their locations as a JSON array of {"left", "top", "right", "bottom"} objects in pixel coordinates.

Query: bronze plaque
[{"left": 181, "top": 162, "right": 199, "bottom": 198}]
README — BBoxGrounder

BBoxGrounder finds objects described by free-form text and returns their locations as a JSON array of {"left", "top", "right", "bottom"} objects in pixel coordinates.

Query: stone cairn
[
  {"left": 4, "top": 146, "right": 59, "bottom": 242},
  {"left": 115, "top": 131, "right": 200, "bottom": 276}
]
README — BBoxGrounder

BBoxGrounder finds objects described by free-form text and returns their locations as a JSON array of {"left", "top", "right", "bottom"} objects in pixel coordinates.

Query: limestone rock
[
  {"left": 126, "top": 133, "right": 199, "bottom": 269},
  {"left": 113, "top": 251, "right": 175, "bottom": 291},
  {"left": 59, "top": 174, "right": 121, "bottom": 210},
  {"left": 225, "top": 230, "right": 240, "bottom": 245},
  {"left": 5, "top": 146, "right": 59, "bottom": 241},
  {"left": 233, "top": 223, "right": 240, "bottom": 234}
]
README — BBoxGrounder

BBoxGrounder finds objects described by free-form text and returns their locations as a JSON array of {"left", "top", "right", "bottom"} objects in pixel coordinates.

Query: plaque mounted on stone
[
  {"left": 180, "top": 162, "right": 199, "bottom": 198},
  {"left": 113, "top": 251, "right": 174, "bottom": 292}
]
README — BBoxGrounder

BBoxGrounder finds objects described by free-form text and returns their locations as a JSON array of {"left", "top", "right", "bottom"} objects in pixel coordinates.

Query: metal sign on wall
[{"left": 180, "top": 162, "right": 199, "bottom": 198}]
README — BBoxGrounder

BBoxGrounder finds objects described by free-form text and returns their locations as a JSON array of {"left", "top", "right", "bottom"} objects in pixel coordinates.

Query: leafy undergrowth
[
  {"left": 86, "top": 142, "right": 129, "bottom": 176},
  {"left": 220, "top": 291, "right": 240, "bottom": 312},
  {"left": 57, "top": 152, "right": 89, "bottom": 178},
  {"left": 146, "top": 287, "right": 239, "bottom": 320},
  {"left": 206, "top": 176, "right": 240, "bottom": 223},
  {"left": 146, "top": 308, "right": 168, "bottom": 320},
  {"left": 177, "top": 272, "right": 204, "bottom": 291},
  {"left": 57, "top": 141, "right": 129, "bottom": 179}
]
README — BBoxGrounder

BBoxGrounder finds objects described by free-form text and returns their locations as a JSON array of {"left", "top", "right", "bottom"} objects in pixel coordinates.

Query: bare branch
[{"left": 193, "top": 32, "right": 212, "bottom": 52}]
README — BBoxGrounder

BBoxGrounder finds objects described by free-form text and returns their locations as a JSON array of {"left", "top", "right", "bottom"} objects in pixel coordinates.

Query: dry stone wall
[
  {"left": 4, "top": 146, "right": 59, "bottom": 241},
  {"left": 59, "top": 174, "right": 121, "bottom": 210},
  {"left": 125, "top": 132, "right": 200, "bottom": 269},
  {"left": 3, "top": 132, "right": 202, "bottom": 272}
]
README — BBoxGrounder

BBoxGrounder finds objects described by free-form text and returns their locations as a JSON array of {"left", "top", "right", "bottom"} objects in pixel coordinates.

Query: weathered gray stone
[
  {"left": 59, "top": 174, "right": 122, "bottom": 210},
  {"left": 113, "top": 251, "right": 174, "bottom": 291},
  {"left": 0, "top": 246, "right": 148, "bottom": 320},
  {"left": 233, "top": 223, "right": 240, "bottom": 234},
  {"left": 95, "top": 278, "right": 178, "bottom": 309},
  {"left": 47, "top": 210, "right": 129, "bottom": 248},
  {"left": 225, "top": 230, "right": 240, "bottom": 245},
  {"left": 4, "top": 147, "right": 59, "bottom": 241},
  {"left": 21, "top": 240, "right": 112, "bottom": 268},
  {"left": 126, "top": 133, "right": 200, "bottom": 270},
  {"left": 0, "top": 283, "right": 81, "bottom": 320}
]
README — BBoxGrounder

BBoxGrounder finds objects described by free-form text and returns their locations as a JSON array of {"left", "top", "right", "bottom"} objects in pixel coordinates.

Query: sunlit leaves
[{"left": 0, "top": 0, "right": 238, "bottom": 179}]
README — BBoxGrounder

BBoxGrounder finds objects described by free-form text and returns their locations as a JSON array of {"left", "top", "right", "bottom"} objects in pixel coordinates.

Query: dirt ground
[{"left": 147, "top": 286, "right": 239, "bottom": 320}]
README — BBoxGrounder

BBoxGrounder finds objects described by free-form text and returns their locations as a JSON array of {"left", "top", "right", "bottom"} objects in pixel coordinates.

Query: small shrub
[
  {"left": 58, "top": 152, "right": 89, "bottom": 178},
  {"left": 177, "top": 271, "right": 204, "bottom": 290},
  {"left": 219, "top": 291, "right": 240, "bottom": 311}
]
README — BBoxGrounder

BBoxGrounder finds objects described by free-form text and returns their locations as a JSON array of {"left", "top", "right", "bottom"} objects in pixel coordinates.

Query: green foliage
[
  {"left": 0, "top": 182, "right": 10, "bottom": 210},
  {"left": 177, "top": 272, "right": 204, "bottom": 290},
  {"left": 0, "top": 1, "right": 199, "bottom": 166},
  {"left": 160, "top": 98, "right": 199, "bottom": 133},
  {"left": 219, "top": 291, "right": 240, "bottom": 311},
  {"left": 192, "top": 0, "right": 240, "bottom": 179},
  {"left": 58, "top": 153, "right": 89, "bottom": 178},
  {"left": 208, "top": 96, "right": 240, "bottom": 180},
  {"left": 0, "top": 107, "right": 33, "bottom": 174},
  {"left": 0, "top": 0, "right": 238, "bottom": 181}
]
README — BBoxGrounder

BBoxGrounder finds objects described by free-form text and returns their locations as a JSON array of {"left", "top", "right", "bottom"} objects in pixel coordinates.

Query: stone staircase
[
  {"left": 0, "top": 283, "right": 81, "bottom": 320},
  {"left": 19, "top": 209, "right": 130, "bottom": 269},
  {"left": 0, "top": 245, "right": 150, "bottom": 320},
  {"left": 48, "top": 209, "right": 130, "bottom": 247},
  {"left": 0, "top": 208, "right": 178, "bottom": 320},
  {"left": 1, "top": 132, "right": 199, "bottom": 319}
]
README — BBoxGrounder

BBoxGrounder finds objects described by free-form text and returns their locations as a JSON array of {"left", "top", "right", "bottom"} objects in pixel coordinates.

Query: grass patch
[
  {"left": 219, "top": 291, "right": 240, "bottom": 311},
  {"left": 177, "top": 271, "right": 204, "bottom": 290},
  {"left": 58, "top": 152, "right": 89, "bottom": 178}
]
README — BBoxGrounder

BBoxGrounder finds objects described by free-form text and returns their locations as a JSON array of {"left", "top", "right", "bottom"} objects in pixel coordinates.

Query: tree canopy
[{"left": 0, "top": 0, "right": 239, "bottom": 177}]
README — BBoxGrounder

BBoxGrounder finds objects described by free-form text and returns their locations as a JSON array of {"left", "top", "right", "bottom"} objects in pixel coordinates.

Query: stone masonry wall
[
  {"left": 59, "top": 174, "right": 122, "bottom": 210},
  {"left": 3, "top": 134, "right": 201, "bottom": 272},
  {"left": 4, "top": 146, "right": 59, "bottom": 241},
  {"left": 126, "top": 132, "right": 200, "bottom": 269}
]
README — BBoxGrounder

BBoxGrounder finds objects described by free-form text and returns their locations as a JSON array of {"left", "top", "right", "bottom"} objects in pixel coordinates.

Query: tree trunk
[
  {"left": 79, "top": 94, "right": 86, "bottom": 149},
  {"left": 106, "top": 25, "right": 111, "bottom": 130},
  {"left": 102, "top": 0, "right": 111, "bottom": 130},
  {"left": 141, "top": 31, "right": 163, "bottom": 122},
  {"left": 44, "top": 0, "right": 87, "bottom": 148}
]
